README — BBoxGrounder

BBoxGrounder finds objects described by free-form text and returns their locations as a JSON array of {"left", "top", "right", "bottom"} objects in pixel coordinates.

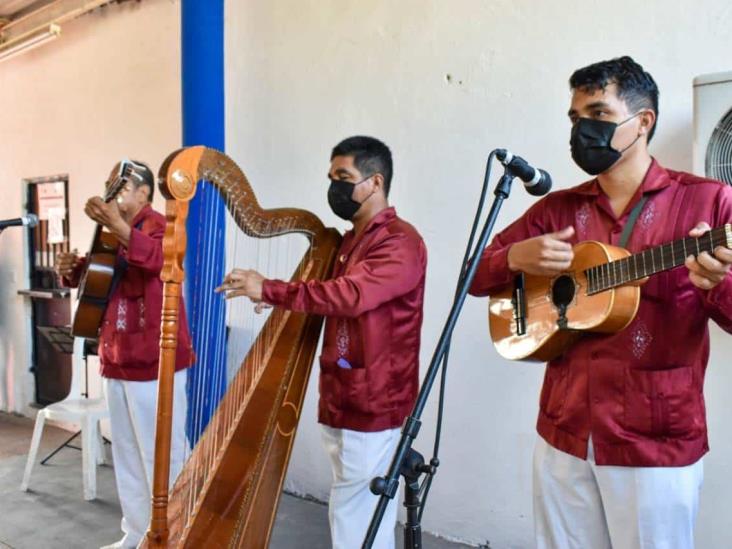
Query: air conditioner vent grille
[{"left": 705, "top": 107, "right": 732, "bottom": 185}]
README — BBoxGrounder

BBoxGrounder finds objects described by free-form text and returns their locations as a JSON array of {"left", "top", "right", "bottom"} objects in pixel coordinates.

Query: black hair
[
  {"left": 570, "top": 56, "right": 659, "bottom": 142},
  {"left": 129, "top": 159, "right": 155, "bottom": 202},
  {"left": 331, "top": 136, "right": 393, "bottom": 197}
]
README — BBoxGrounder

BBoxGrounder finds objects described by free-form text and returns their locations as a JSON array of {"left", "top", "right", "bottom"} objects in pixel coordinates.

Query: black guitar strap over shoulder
[{"left": 619, "top": 195, "right": 649, "bottom": 249}]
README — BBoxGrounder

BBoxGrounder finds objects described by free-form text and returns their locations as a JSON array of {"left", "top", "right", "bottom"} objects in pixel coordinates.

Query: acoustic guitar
[
  {"left": 71, "top": 160, "right": 136, "bottom": 338},
  {"left": 489, "top": 224, "right": 732, "bottom": 362}
]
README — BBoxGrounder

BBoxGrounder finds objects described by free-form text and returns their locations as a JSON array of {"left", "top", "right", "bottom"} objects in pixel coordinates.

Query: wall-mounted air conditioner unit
[{"left": 693, "top": 71, "right": 732, "bottom": 185}]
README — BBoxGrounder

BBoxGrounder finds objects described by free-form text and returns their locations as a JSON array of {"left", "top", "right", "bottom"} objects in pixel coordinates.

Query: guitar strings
[{"left": 586, "top": 228, "right": 728, "bottom": 294}]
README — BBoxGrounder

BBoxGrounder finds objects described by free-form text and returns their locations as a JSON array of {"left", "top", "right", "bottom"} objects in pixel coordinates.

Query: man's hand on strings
[
  {"left": 216, "top": 268, "right": 272, "bottom": 313},
  {"left": 55, "top": 249, "right": 82, "bottom": 278},
  {"left": 507, "top": 226, "right": 575, "bottom": 277},
  {"left": 685, "top": 222, "right": 732, "bottom": 290},
  {"left": 84, "top": 196, "right": 126, "bottom": 233}
]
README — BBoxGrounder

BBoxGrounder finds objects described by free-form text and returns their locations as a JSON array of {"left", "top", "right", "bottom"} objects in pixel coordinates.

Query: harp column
[{"left": 181, "top": 0, "right": 227, "bottom": 442}]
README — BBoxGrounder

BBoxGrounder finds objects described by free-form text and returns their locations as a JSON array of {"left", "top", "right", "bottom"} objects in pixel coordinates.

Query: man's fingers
[
  {"left": 551, "top": 226, "right": 575, "bottom": 241},
  {"left": 216, "top": 281, "right": 245, "bottom": 293},
  {"left": 687, "top": 254, "right": 726, "bottom": 278},
  {"left": 227, "top": 269, "right": 250, "bottom": 282},
  {"left": 217, "top": 268, "right": 258, "bottom": 294},
  {"left": 686, "top": 255, "right": 726, "bottom": 288},
  {"left": 696, "top": 251, "right": 727, "bottom": 274},
  {"left": 537, "top": 261, "right": 572, "bottom": 275},
  {"left": 689, "top": 221, "right": 712, "bottom": 238},
  {"left": 84, "top": 202, "right": 105, "bottom": 222},
  {"left": 541, "top": 249, "right": 574, "bottom": 263},
  {"left": 689, "top": 271, "right": 716, "bottom": 290},
  {"left": 215, "top": 277, "right": 239, "bottom": 293},
  {"left": 713, "top": 246, "right": 732, "bottom": 265},
  {"left": 88, "top": 196, "right": 105, "bottom": 207},
  {"left": 224, "top": 290, "right": 249, "bottom": 300},
  {"left": 254, "top": 302, "right": 272, "bottom": 314},
  {"left": 220, "top": 268, "right": 249, "bottom": 286},
  {"left": 546, "top": 239, "right": 574, "bottom": 252},
  {"left": 685, "top": 255, "right": 701, "bottom": 272}
]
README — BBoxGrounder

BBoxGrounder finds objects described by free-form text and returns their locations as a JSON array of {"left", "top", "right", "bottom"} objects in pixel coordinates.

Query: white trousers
[
  {"left": 533, "top": 436, "right": 703, "bottom": 549},
  {"left": 103, "top": 369, "right": 188, "bottom": 548},
  {"left": 321, "top": 425, "right": 400, "bottom": 549}
]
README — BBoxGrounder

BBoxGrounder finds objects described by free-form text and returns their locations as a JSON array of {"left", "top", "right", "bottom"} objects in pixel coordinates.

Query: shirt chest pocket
[
  {"left": 319, "top": 359, "right": 372, "bottom": 416},
  {"left": 624, "top": 365, "right": 704, "bottom": 439}
]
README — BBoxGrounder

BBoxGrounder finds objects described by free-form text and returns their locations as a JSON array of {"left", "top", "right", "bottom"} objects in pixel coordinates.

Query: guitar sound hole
[{"left": 551, "top": 275, "right": 575, "bottom": 309}]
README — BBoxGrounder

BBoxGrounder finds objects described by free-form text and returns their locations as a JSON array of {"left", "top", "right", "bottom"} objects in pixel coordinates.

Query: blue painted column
[{"left": 181, "top": 0, "right": 226, "bottom": 443}]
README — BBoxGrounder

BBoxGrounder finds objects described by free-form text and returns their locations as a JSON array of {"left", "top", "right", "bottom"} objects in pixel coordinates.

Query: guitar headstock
[
  {"left": 102, "top": 159, "right": 151, "bottom": 203},
  {"left": 103, "top": 160, "right": 132, "bottom": 202}
]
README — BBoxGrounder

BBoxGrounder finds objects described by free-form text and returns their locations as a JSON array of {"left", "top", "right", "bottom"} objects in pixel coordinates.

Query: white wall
[
  {"left": 225, "top": 1, "right": 732, "bottom": 546},
  {"left": 0, "top": 0, "right": 181, "bottom": 415}
]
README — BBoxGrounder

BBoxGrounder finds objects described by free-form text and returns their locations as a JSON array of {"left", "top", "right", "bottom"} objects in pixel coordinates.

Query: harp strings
[{"left": 171, "top": 178, "right": 309, "bottom": 536}]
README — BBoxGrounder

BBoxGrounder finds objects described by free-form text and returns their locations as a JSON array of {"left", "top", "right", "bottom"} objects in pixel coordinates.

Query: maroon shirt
[
  {"left": 66, "top": 205, "right": 194, "bottom": 381},
  {"left": 470, "top": 160, "right": 732, "bottom": 466},
  {"left": 263, "top": 207, "right": 427, "bottom": 432}
]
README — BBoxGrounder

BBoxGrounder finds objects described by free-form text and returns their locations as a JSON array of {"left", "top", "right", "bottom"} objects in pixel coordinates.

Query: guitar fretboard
[{"left": 585, "top": 224, "right": 732, "bottom": 295}]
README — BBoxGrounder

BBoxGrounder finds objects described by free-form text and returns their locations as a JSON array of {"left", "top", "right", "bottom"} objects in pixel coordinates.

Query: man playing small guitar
[
  {"left": 469, "top": 57, "right": 732, "bottom": 549},
  {"left": 56, "top": 160, "right": 194, "bottom": 549}
]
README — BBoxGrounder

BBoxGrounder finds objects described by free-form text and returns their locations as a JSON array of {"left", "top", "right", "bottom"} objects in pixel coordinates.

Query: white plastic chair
[{"left": 20, "top": 337, "right": 109, "bottom": 500}]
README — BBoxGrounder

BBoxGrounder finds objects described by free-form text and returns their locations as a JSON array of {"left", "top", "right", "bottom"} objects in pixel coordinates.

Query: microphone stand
[{"left": 362, "top": 155, "right": 523, "bottom": 548}]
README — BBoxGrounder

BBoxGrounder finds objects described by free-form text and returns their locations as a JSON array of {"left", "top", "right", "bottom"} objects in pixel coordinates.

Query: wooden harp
[{"left": 142, "top": 146, "right": 341, "bottom": 548}]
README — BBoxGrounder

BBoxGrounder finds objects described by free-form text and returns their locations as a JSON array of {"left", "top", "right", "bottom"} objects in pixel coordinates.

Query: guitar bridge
[{"left": 511, "top": 274, "right": 527, "bottom": 336}]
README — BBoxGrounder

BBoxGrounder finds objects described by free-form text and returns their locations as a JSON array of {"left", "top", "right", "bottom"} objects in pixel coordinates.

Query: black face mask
[
  {"left": 570, "top": 113, "right": 642, "bottom": 176},
  {"left": 327, "top": 177, "right": 369, "bottom": 221}
]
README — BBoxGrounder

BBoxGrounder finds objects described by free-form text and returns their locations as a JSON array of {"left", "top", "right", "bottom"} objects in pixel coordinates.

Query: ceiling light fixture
[{"left": 0, "top": 23, "right": 61, "bottom": 64}]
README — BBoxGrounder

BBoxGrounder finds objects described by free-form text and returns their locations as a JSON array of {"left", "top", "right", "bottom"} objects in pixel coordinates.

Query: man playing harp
[{"left": 218, "top": 136, "right": 427, "bottom": 549}]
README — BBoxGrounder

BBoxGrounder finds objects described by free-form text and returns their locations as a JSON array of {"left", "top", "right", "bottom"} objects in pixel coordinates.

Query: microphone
[
  {"left": 0, "top": 214, "right": 39, "bottom": 230},
  {"left": 495, "top": 149, "right": 552, "bottom": 196}
]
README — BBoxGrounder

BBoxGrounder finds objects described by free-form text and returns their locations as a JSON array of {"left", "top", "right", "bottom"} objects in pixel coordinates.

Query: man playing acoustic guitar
[
  {"left": 470, "top": 56, "right": 732, "bottom": 549},
  {"left": 56, "top": 160, "right": 193, "bottom": 549}
]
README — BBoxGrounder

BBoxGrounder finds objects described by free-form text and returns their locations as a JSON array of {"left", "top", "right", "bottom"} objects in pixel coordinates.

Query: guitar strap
[
  {"left": 108, "top": 218, "right": 145, "bottom": 298},
  {"left": 618, "top": 195, "right": 649, "bottom": 249}
]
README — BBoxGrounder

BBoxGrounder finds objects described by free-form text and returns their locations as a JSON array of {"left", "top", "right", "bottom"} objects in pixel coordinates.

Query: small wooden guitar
[
  {"left": 489, "top": 224, "right": 732, "bottom": 362},
  {"left": 71, "top": 160, "right": 136, "bottom": 338}
]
